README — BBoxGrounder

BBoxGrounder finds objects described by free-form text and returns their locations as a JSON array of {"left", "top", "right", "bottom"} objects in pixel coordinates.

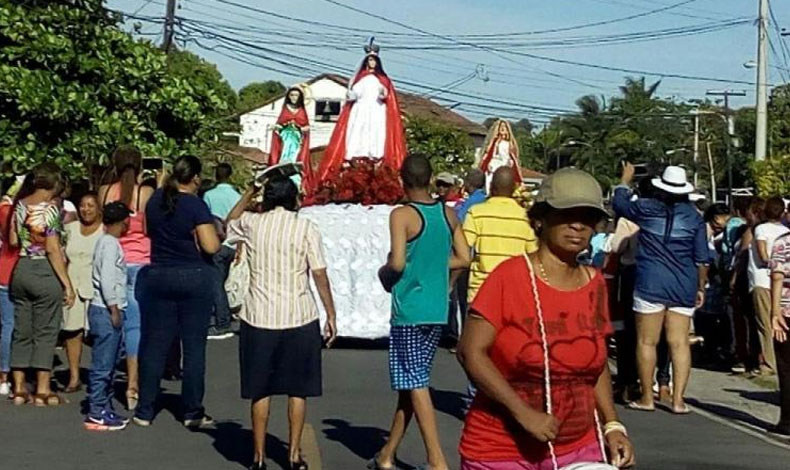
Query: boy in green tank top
[{"left": 372, "top": 155, "right": 470, "bottom": 470}]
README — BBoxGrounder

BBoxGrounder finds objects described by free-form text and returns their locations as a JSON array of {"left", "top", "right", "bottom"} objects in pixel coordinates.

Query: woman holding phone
[{"left": 225, "top": 172, "right": 337, "bottom": 470}]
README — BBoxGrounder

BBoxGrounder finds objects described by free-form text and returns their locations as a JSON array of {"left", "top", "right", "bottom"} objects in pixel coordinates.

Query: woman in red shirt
[{"left": 457, "top": 168, "right": 635, "bottom": 469}]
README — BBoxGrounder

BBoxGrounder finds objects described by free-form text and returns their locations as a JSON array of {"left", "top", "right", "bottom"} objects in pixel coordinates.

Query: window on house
[{"left": 314, "top": 100, "right": 341, "bottom": 122}]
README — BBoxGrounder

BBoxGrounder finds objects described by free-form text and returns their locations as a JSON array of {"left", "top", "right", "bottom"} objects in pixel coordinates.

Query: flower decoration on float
[
  {"left": 303, "top": 158, "right": 404, "bottom": 207},
  {"left": 513, "top": 184, "right": 534, "bottom": 209}
]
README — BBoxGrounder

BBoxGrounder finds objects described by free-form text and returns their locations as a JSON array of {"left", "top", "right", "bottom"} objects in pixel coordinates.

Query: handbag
[
  {"left": 523, "top": 254, "right": 619, "bottom": 470},
  {"left": 225, "top": 244, "right": 250, "bottom": 312}
]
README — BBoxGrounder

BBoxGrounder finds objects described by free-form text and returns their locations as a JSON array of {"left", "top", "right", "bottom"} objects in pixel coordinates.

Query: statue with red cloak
[
  {"left": 268, "top": 84, "right": 313, "bottom": 189},
  {"left": 309, "top": 41, "right": 407, "bottom": 193},
  {"left": 479, "top": 119, "right": 522, "bottom": 187}
]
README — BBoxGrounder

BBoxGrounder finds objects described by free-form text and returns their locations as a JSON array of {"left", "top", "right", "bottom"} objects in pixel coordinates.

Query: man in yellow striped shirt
[{"left": 463, "top": 167, "right": 538, "bottom": 302}]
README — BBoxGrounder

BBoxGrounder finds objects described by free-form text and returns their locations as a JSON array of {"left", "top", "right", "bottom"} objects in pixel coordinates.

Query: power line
[
  {"left": 320, "top": 0, "right": 762, "bottom": 86},
  {"left": 132, "top": 0, "right": 157, "bottom": 16}
]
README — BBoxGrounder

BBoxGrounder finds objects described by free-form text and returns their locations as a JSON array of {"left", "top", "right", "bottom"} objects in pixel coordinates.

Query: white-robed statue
[{"left": 311, "top": 41, "right": 407, "bottom": 192}]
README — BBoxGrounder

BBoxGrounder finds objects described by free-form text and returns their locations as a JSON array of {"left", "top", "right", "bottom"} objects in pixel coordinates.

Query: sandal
[
  {"left": 672, "top": 404, "right": 691, "bottom": 415},
  {"left": 12, "top": 391, "right": 31, "bottom": 406},
  {"left": 367, "top": 454, "right": 396, "bottom": 470},
  {"left": 290, "top": 459, "right": 308, "bottom": 470},
  {"left": 126, "top": 389, "right": 139, "bottom": 411},
  {"left": 34, "top": 393, "right": 63, "bottom": 407},
  {"left": 626, "top": 401, "right": 655, "bottom": 412},
  {"left": 64, "top": 382, "right": 83, "bottom": 394}
]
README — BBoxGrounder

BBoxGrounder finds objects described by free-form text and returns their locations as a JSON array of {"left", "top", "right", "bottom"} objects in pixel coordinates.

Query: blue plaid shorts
[{"left": 389, "top": 325, "right": 442, "bottom": 391}]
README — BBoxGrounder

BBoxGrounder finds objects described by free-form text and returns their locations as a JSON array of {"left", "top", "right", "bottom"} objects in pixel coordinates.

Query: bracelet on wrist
[{"left": 603, "top": 421, "right": 628, "bottom": 437}]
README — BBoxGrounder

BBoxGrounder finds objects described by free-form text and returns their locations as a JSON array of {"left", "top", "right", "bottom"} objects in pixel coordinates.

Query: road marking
[
  {"left": 685, "top": 402, "right": 790, "bottom": 451},
  {"left": 609, "top": 359, "right": 790, "bottom": 450},
  {"left": 302, "top": 423, "right": 322, "bottom": 470}
]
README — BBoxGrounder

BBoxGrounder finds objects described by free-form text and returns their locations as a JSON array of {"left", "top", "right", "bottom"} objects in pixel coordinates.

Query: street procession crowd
[{"left": 1, "top": 142, "right": 789, "bottom": 470}]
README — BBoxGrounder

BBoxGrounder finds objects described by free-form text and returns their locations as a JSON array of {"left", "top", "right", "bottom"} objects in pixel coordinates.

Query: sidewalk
[{"left": 685, "top": 366, "right": 788, "bottom": 443}]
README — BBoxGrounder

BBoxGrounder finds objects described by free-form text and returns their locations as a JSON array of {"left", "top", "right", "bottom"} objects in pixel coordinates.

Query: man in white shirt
[{"left": 748, "top": 196, "right": 789, "bottom": 374}]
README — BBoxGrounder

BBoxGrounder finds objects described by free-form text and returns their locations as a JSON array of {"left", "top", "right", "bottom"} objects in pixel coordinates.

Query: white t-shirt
[{"left": 748, "top": 222, "right": 790, "bottom": 290}]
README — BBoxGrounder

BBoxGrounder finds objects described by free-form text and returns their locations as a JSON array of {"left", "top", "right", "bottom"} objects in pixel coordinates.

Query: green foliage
[
  {"left": 405, "top": 116, "right": 475, "bottom": 175},
  {"left": 166, "top": 49, "right": 238, "bottom": 117},
  {"left": 751, "top": 155, "right": 790, "bottom": 196},
  {"left": 0, "top": 0, "right": 233, "bottom": 181},
  {"left": 237, "top": 81, "right": 286, "bottom": 113},
  {"left": 769, "top": 84, "right": 790, "bottom": 157}
]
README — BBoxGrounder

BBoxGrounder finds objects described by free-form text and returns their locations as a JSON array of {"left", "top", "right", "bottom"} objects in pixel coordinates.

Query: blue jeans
[
  {"left": 210, "top": 246, "right": 235, "bottom": 329},
  {"left": 123, "top": 264, "right": 144, "bottom": 358},
  {"left": 135, "top": 264, "right": 215, "bottom": 421},
  {"left": 0, "top": 286, "right": 13, "bottom": 373},
  {"left": 88, "top": 305, "right": 123, "bottom": 416}
]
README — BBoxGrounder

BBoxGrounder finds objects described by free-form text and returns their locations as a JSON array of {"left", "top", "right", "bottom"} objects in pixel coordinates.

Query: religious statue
[
  {"left": 268, "top": 84, "right": 313, "bottom": 189},
  {"left": 310, "top": 40, "right": 407, "bottom": 192},
  {"left": 479, "top": 119, "right": 522, "bottom": 187}
]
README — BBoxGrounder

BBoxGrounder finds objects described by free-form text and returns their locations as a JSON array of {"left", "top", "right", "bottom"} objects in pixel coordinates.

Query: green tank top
[{"left": 391, "top": 202, "right": 453, "bottom": 326}]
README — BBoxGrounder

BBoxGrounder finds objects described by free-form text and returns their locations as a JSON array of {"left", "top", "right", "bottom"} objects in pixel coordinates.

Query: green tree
[
  {"left": 405, "top": 116, "right": 474, "bottom": 175},
  {"left": 237, "top": 81, "right": 286, "bottom": 113},
  {"left": 0, "top": 0, "right": 232, "bottom": 180},
  {"left": 769, "top": 84, "right": 790, "bottom": 157},
  {"left": 166, "top": 49, "right": 238, "bottom": 117}
]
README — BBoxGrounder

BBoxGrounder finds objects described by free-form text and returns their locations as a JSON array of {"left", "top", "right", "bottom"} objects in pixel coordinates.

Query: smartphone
[{"left": 142, "top": 157, "right": 164, "bottom": 171}]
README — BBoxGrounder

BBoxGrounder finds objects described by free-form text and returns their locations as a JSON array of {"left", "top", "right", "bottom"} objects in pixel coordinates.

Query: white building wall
[{"left": 239, "top": 78, "right": 349, "bottom": 153}]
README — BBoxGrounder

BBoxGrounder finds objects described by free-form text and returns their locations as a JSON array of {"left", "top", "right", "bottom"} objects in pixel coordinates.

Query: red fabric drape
[
  {"left": 268, "top": 105, "right": 313, "bottom": 188},
  {"left": 479, "top": 138, "right": 522, "bottom": 181},
  {"left": 309, "top": 69, "right": 407, "bottom": 193}
]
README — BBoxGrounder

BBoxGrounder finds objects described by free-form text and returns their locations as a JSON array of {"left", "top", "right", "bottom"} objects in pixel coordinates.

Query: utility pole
[
  {"left": 707, "top": 90, "right": 747, "bottom": 211},
  {"left": 162, "top": 0, "right": 177, "bottom": 53},
  {"left": 755, "top": 0, "right": 769, "bottom": 161},
  {"left": 692, "top": 108, "right": 700, "bottom": 188}
]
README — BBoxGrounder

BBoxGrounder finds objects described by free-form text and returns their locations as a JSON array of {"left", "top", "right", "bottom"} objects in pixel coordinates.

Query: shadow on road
[
  {"left": 723, "top": 388, "right": 780, "bottom": 406},
  {"left": 196, "top": 421, "right": 290, "bottom": 470},
  {"left": 322, "top": 418, "right": 388, "bottom": 460},
  {"left": 686, "top": 398, "right": 774, "bottom": 431},
  {"left": 431, "top": 388, "right": 467, "bottom": 421}
]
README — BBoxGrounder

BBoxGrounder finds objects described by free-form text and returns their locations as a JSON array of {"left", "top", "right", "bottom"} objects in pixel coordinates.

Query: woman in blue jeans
[{"left": 133, "top": 156, "right": 220, "bottom": 427}]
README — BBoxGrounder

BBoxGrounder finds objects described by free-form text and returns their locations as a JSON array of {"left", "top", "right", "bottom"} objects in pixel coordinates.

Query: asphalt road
[{"left": 0, "top": 338, "right": 788, "bottom": 470}]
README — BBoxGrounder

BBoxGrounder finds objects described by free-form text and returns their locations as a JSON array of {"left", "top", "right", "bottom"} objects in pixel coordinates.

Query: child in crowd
[{"left": 84, "top": 202, "right": 131, "bottom": 431}]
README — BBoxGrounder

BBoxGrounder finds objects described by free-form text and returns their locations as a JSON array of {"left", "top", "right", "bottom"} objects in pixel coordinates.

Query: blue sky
[{"left": 110, "top": 0, "right": 789, "bottom": 125}]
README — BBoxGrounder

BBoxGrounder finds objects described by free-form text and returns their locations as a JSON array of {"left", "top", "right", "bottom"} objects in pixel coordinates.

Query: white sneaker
[{"left": 0, "top": 382, "right": 10, "bottom": 396}]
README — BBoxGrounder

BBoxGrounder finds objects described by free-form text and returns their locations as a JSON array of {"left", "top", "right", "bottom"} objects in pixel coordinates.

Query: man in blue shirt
[
  {"left": 448, "top": 169, "right": 487, "bottom": 345},
  {"left": 202, "top": 164, "right": 240, "bottom": 340},
  {"left": 613, "top": 163, "right": 709, "bottom": 414},
  {"left": 203, "top": 163, "right": 241, "bottom": 220},
  {"left": 454, "top": 169, "right": 487, "bottom": 223}
]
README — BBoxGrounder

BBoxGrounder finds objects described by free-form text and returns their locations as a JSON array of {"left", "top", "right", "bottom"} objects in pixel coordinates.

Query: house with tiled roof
[{"left": 237, "top": 73, "right": 487, "bottom": 159}]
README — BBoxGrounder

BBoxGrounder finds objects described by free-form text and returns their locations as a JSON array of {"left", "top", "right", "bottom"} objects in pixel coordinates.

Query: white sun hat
[{"left": 652, "top": 165, "right": 694, "bottom": 194}]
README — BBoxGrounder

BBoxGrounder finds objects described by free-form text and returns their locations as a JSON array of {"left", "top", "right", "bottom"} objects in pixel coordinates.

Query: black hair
[
  {"left": 162, "top": 155, "right": 202, "bottom": 215},
  {"left": 285, "top": 87, "right": 305, "bottom": 108},
  {"left": 764, "top": 196, "right": 786, "bottom": 221},
  {"left": 654, "top": 188, "right": 689, "bottom": 206},
  {"left": 215, "top": 163, "right": 232, "bottom": 183},
  {"left": 400, "top": 154, "right": 432, "bottom": 189},
  {"left": 635, "top": 176, "right": 654, "bottom": 199},
  {"left": 262, "top": 175, "right": 299, "bottom": 212},
  {"left": 14, "top": 173, "right": 35, "bottom": 204},
  {"left": 360, "top": 54, "right": 386, "bottom": 76},
  {"left": 465, "top": 169, "right": 486, "bottom": 191},
  {"left": 112, "top": 145, "right": 142, "bottom": 209},
  {"left": 0, "top": 177, "right": 16, "bottom": 197},
  {"left": 79, "top": 190, "right": 99, "bottom": 205},
  {"left": 198, "top": 178, "right": 216, "bottom": 199},
  {"left": 704, "top": 203, "right": 730, "bottom": 223}
]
